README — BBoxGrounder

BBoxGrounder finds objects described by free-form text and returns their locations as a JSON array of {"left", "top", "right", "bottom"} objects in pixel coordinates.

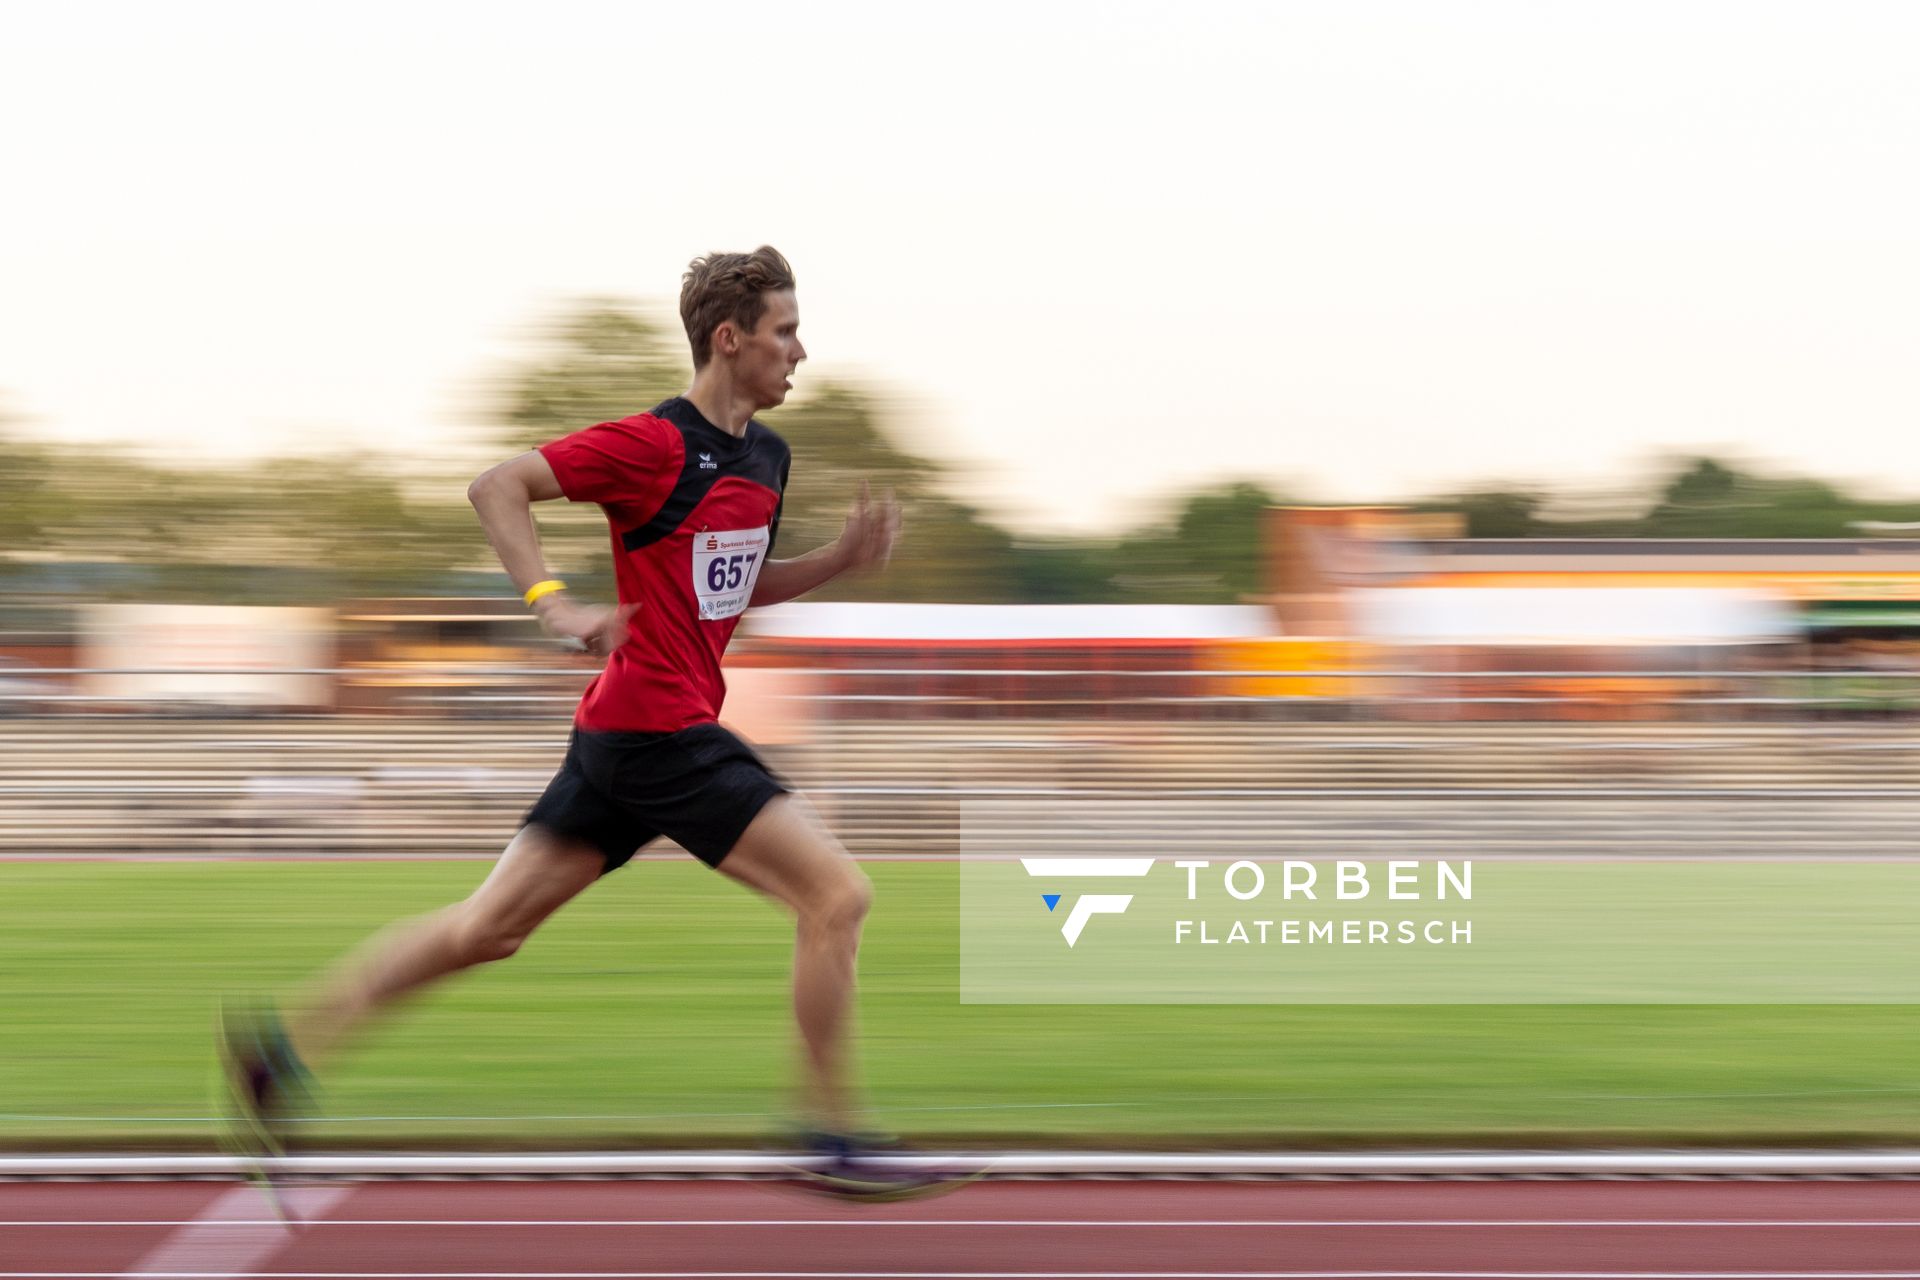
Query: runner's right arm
[{"left": 468, "top": 451, "right": 633, "bottom": 656}]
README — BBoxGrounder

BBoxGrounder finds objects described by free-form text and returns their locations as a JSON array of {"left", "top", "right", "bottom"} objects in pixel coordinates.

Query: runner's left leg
[{"left": 286, "top": 824, "right": 606, "bottom": 1066}]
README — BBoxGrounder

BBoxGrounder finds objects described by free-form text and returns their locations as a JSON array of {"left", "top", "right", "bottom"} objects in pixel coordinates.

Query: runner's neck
[{"left": 683, "top": 380, "right": 753, "bottom": 438}]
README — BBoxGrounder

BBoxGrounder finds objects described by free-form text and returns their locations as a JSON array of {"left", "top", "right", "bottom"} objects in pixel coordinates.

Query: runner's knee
[
  {"left": 452, "top": 905, "right": 530, "bottom": 965},
  {"left": 808, "top": 870, "right": 872, "bottom": 934},
  {"left": 469, "top": 928, "right": 526, "bottom": 964}
]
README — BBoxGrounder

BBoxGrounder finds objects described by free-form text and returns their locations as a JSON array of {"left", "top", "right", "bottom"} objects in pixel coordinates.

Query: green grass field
[{"left": 5, "top": 859, "right": 1920, "bottom": 1150}]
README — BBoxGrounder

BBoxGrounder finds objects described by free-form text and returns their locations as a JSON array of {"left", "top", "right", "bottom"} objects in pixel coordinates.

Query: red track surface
[{"left": 7, "top": 1179, "right": 1920, "bottom": 1277}]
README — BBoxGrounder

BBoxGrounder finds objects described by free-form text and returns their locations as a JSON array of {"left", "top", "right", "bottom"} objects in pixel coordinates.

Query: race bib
[{"left": 692, "top": 526, "right": 769, "bottom": 621}]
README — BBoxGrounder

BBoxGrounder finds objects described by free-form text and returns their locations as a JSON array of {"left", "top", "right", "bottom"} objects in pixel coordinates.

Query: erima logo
[
  {"left": 698, "top": 452, "right": 718, "bottom": 470},
  {"left": 1021, "top": 857, "right": 1156, "bottom": 947}
]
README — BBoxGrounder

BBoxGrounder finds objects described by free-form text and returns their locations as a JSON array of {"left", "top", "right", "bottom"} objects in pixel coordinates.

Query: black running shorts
[{"left": 521, "top": 723, "right": 789, "bottom": 872}]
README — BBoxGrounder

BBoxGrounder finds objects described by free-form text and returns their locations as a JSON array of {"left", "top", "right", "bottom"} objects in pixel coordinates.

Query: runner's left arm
[{"left": 751, "top": 481, "right": 901, "bottom": 606}]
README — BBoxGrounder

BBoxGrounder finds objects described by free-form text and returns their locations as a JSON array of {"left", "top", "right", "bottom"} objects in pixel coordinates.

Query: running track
[{"left": 9, "top": 1179, "right": 1920, "bottom": 1278}]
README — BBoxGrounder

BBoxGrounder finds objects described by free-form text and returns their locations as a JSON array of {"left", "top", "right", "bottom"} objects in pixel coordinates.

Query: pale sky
[{"left": 3, "top": 1, "right": 1918, "bottom": 533}]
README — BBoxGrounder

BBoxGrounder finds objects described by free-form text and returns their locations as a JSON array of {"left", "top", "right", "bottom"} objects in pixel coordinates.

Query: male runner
[{"left": 222, "top": 246, "right": 926, "bottom": 1197}]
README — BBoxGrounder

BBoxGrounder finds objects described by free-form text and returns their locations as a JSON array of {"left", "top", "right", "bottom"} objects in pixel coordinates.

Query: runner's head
[{"left": 681, "top": 246, "right": 804, "bottom": 411}]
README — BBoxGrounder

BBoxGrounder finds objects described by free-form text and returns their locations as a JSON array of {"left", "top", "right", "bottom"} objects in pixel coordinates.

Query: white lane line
[
  {"left": 17, "top": 1218, "right": 1920, "bottom": 1228},
  {"left": 113, "top": 1184, "right": 349, "bottom": 1278},
  {"left": 0, "top": 1273, "right": 1902, "bottom": 1280},
  {"left": 21, "top": 1151, "right": 1920, "bottom": 1177}
]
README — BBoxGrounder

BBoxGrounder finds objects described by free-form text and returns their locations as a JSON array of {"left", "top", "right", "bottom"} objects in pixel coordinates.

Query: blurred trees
[
  {"left": 766, "top": 383, "right": 1025, "bottom": 602},
  {"left": 1402, "top": 456, "right": 1920, "bottom": 540},
  {"left": 1628, "top": 456, "right": 1908, "bottom": 537},
  {"left": 1414, "top": 488, "right": 1543, "bottom": 538},
  {"left": 1007, "top": 482, "right": 1285, "bottom": 603},
  {"left": 1537, "top": 455, "right": 1920, "bottom": 539},
  {"left": 17, "top": 299, "right": 1920, "bottom": 610},
  {"left": 0, "top": 442, "right": 474, "bottom": 602},
  {"left": 1661, "top": 456, "right": 1740, "bottom": 508},
  {"left": 495, "top": 303, "right": 690, "bottom": 454},
  {"left": 0, "top": 418, "right": 58, "bottom": 555}
]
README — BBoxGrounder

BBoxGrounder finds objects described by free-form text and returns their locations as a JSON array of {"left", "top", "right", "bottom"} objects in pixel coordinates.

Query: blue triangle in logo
[{"left": 1042, "top": 894, "right": 1061, "bottom": 912}]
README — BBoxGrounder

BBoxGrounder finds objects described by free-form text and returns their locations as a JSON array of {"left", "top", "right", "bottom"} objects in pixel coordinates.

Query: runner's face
[{"left": 738, "top": 290, "right": 805, "bottom": 411}]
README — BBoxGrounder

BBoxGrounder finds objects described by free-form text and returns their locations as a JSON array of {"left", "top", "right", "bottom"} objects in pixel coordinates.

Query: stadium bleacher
[{"left": 2, "top": 717, "right": 1916, "bottom": 861}]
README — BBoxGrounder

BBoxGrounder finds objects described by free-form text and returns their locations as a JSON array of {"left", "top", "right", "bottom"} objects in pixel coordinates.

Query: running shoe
[
  {"left": 217, "top": 1000, "right": 312, "bottom": 1160},
  {"left": 792, "top": 1130, "right": 988, "bottom": 1203}
]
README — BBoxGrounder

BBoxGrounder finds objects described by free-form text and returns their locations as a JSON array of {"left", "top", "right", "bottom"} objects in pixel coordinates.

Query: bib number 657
[{"left": 706, "top": 551, "right": 759, "bottom": 592}]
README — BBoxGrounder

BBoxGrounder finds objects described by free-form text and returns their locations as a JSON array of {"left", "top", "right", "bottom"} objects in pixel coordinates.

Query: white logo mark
[{"left": 1020, "top": 857, "right": 1156, "bottom": 947}]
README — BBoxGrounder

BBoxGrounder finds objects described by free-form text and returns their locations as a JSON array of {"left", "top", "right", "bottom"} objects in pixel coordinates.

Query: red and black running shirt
[{"left": 538, "top": 396, "right": 791, "bottom": 733}]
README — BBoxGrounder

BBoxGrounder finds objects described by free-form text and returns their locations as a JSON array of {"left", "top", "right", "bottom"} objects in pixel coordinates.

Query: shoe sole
[{"left": 782, "top": 1160, "right": 994, "bottom": 1204}]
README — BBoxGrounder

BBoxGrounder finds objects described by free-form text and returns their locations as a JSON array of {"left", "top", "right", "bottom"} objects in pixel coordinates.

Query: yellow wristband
[{"left": 523, "top": 579, "right": 568, "bottom": 607}]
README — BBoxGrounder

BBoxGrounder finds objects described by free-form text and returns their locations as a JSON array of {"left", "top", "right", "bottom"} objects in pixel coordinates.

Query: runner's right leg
[
  {"left": 718, "top": 793, "right": 981, "bottom": 1201},
  {"left": 715, "top": 794, "right": 874, "bottom": 1137}
]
